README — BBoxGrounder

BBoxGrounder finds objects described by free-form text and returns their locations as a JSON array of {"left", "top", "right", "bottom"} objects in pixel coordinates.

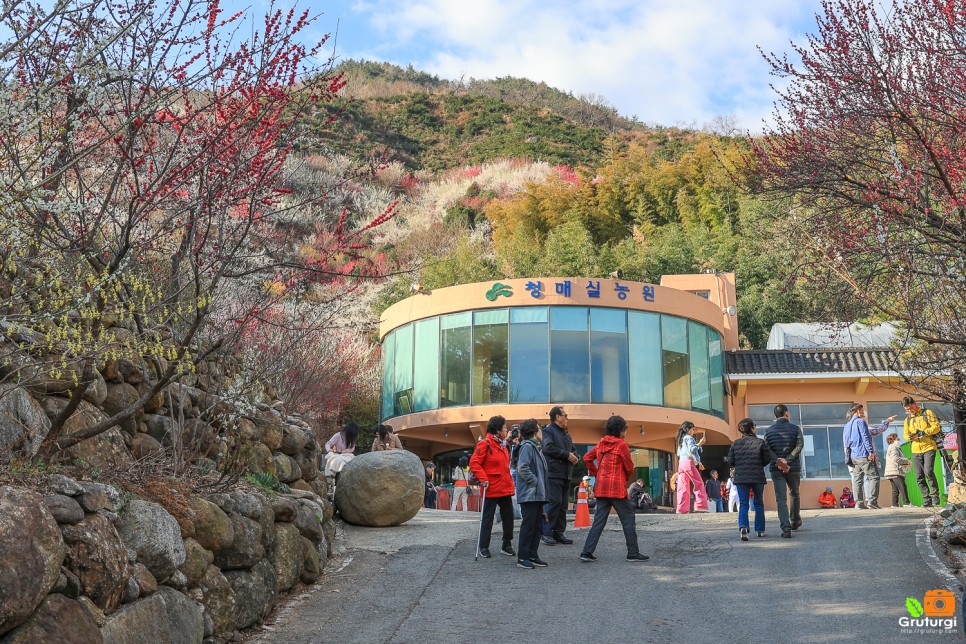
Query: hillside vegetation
[{"left": 318, "top": 61, "right": 810, "bottom": 349}]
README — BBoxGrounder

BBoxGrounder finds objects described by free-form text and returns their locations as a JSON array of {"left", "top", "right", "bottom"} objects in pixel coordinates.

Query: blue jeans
[
  {"left": 736, "top": 483, "right": 765, "bottom": 533},
  {"left": 714, "top": 498, "right": 724, "bottom": 512}
]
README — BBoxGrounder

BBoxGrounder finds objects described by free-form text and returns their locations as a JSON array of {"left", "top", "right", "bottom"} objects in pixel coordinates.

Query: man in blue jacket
[
  {"left": 763, "top": 404, "right": 804, "bottom": 538},
  {"left": 542, "top": 407, "right": 578, "bottom": 544},
  {"left": 844, "top": 403, "right": 881, "bottom": 509}
]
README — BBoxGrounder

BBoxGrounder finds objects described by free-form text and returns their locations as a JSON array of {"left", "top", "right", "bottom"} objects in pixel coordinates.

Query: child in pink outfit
[{"left": 675, "top": 421, "right": 709, "bottom": 513}]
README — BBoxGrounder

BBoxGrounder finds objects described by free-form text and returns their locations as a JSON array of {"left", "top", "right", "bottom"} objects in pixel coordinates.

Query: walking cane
[{"left": 475, "top": 483, "right": 488, "bottom": 561}]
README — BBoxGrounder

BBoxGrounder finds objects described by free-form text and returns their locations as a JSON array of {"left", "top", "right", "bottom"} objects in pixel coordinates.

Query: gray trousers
[
  {"left": 580, "top": 497, "right": 639, "bottom": 556},
  {"left": 771, "top": 469, "right": 801, "bottom": 531},
  {"left": 851, "top": 457, "right": 880, "bottom": 506},
  {"left": 912, "top": 450, "right": 940, "bottom": 504}
]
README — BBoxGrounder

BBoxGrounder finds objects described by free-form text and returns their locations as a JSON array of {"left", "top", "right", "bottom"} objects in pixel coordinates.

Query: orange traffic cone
[{"left": 574, "top": 480, "right": 592, "bottom": 528}]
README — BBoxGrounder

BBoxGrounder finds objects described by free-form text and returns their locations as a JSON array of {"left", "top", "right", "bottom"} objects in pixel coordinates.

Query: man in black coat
[
  {"left": 762, "top": 404, "right": 804, "bottom": 538},
  {"left": 542, "top": 406, "right": 578, "bottom": 544}
]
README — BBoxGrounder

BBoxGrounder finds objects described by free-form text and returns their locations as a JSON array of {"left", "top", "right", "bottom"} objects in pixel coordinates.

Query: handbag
[{"left": 898, "top": 458, "right": 912, "bottom": 476}]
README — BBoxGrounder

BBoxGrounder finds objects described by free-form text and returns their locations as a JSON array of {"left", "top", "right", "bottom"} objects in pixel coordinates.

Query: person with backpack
[
  {"left": 884, "top": 433, "right": 912, "bottom": 507},
  {"left": 726, "top": 418, "right": 771, "bottom": 540},
  {"left": 514, "top": 419, "right": 549, "bottom": 569},
  {"left": 903, "top": 396, "right": 943, "bottom": 507},
  {"left": 579, "top": 415, "right": 649, "bottom": 563},
  {"left": 469, "top": 415, "right": 515, "bottom": 559}
]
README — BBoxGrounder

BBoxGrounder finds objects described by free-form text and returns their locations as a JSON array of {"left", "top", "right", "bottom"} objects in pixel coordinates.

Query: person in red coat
[
  {"left": 469, "top": 415, "right": 516, "bottom": 559},
  {"left": 578, "top": 415, "right": 650, "bottom": 563}
]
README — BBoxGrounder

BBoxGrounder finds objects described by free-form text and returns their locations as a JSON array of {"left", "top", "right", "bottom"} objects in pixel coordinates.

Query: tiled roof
[{"left": 726, "top": 349, "right": 899, "bottom": 376}]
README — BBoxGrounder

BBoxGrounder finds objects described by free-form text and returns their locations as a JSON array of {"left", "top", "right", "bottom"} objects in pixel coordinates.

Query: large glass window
[
  {"left": 827, "top": 427, "right": 849, "bottom": 478},
  {"left": 709, "top": 331, "right": 724, "bottom": 417},
  {"left": 688, "top": 321, "right": 710, "bottom": 412},
  {"left": 472, "top": 309, "right": 509, "bottom": 405},
  {"left": 591, "top": 309, "right": 628, "bottom": 403},
  {"left": 509, "top": 307, "right": 549, "bottom": 403},
  {"left": 662, "top": 316, "right": 690, "bottom": 409},
  {"left": 628, "top": 311, "right": 662, "bottom": 405},
  {"left": 413, "top": 318, "right": 440, "bottom": 412},
  {"left": 441, "top": 312, "right": 471, "bottom": 407},
  {"left": 550, "top": 307, "right": 589, "bottom": 402},
  {"left": 803, "top": 427, "right": 832, "bottom": 479},
  {"left": 383, "top": 306, "right": 726, "bottom": 420},
  {"left": 381, "top": 331, "right": 396, "bottom": 420},
  {"left": 800, "top": 404, "right": 852, "bottom": 427},
  {"left": 392, "top": 323, "right": 414, "bottom": 415}
]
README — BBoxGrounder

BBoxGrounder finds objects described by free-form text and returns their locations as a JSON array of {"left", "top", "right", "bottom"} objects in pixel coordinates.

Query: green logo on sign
[{"left": 485, "top": 283, "right": 514, "bottom": 301}]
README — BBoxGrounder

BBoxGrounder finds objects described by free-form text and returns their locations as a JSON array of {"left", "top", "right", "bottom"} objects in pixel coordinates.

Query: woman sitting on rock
[
  {"left": 371, "top": 424, "right": 403, "bottom": 452},
  {"left": 324, "top": 422, "right": 359, "bottom": 478}
]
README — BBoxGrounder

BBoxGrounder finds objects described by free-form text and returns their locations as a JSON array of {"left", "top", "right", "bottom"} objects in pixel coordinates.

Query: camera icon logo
[{"left": 923, "top": 589, "right": 956, "bottom": 617}]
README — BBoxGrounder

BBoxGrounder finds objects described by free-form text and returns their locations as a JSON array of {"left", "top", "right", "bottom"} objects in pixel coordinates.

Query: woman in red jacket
[
  {"left": 469, "top": 415, "right": 516, "bottom": 559},
  {"left": 579, "top": 415, "right": 650, "bottom": 563}
]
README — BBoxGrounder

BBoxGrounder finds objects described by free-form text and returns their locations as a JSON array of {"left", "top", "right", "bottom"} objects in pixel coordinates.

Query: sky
[{"left": 286, "top": 0, "right": 826, "bottom": 132}]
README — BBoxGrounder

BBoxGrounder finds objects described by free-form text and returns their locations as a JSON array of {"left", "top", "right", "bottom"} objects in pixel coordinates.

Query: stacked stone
[{"left": 0, "top": 473, "right": 335, "bottom": 643}]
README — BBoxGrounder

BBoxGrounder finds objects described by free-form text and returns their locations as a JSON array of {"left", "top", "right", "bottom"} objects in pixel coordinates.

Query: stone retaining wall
[{"left": 0, "top": 474, "right": 335, "bottom": 643}]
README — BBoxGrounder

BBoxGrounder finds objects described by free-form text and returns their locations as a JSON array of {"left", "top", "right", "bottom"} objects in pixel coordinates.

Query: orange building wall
[{"left": 732, "top": 377, "right": 917, "bottom": 510}]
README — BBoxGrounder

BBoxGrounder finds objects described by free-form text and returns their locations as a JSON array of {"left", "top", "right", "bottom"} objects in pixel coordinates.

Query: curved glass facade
[{"left": 381, "top": 306, "right": 726, "bottom": 421}]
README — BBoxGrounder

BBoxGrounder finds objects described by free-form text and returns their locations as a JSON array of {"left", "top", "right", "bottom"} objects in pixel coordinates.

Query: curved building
[
  {"left": 381, "top": 272, "right": 955, "bottom": 509},
  {"left": 379, "top": 273, "right": 740, "bottom": 478}
]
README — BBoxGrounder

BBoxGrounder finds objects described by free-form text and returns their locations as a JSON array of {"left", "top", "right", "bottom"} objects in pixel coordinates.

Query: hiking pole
[{"left": 475, "top": 483, "right": 488, "bottom": 561}]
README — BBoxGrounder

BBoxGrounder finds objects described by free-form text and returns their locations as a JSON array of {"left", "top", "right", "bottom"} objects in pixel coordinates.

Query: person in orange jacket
[
  {"left": 469, "top": 415, "right": 516, "bottom": 559},
  {"left": 819, "top": 486, "right": 837, "bottom": 509},
  {"left": 579, "top": 415, "right": 649, "bottom": 563}
]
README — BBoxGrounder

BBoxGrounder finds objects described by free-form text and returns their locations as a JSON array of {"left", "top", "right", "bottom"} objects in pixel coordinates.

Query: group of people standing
[
  {"left": 685, "top": 395, "right": 947, "bottom": 542},
  {"left": 418, "top": 395, "right": 946, "bottom": 557},
  {"left": 466, "top": 407, "right": 649, "bottom": 569},
  {"left": 842, "top": 396, "right": 945, "bottom": 509}
]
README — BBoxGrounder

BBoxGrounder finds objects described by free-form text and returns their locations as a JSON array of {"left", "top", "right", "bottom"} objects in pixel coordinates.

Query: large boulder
[
  {"left": 101, "top": 382, "right": 140, "bottom": 435},
  {"left": 294, "top": 448, "right": 319, "bottom": 481},
  {"left": 293, "top": 499, "right": 324, "bottom": 543},
  {"left": 196, "top": 566, "right": 235, "bottom": 637},
  {"left": 61, "top": 513, "right": 129, "bottom": 613},
  {"left": 279, "top": 425, "right": 308, "bottom": 455},
  {"left": 144, "top": 414, "right": 176, "bottom": 447},
  {"left": 212, "top": 514, "right": 263, "bottom": 570},
  {"left": 188, "top": 498, "right": 233, "bottom": 554},
  {"left": 268, "top": 523, "right": 302, "bottom": 592},
  {"left": 0, "top": 384, "right": 50, "bottom": 460},
  {"left": 0, "top": 487, "right": 66, "bottom": 636},
  {"left": 44, "top": 494, "right": 85, "bottom": 525},
  {"left": 100, "top": 587, "right": 203, "bottom": 644},
  {"left": 178, "top": 538, "right": 213, "bottom": 589},
  {"left": 273, "top": 453, "right": 301, "bottom": 483},
  {"left": 334, "top": 450, "right": 424, "bottom": 526},
  {"left": 43, "top": 399, "right": 133, "bottom": 469},
  {"left": 224, "top": 560, "right": 278, "bottom": 630},
  {"left": 115, "top": 501, "right": 185, "bottom": 583},
  {"left": 0, "top": 594, "right": 103, "bottom": 644},
  {"left": 299, "top": 536, "right": 322, "bottom": 585}
]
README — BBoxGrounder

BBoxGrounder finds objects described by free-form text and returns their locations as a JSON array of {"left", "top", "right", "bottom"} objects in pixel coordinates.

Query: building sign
[{"left": 487, "top": 278, "right": 658, "bottom": 304}]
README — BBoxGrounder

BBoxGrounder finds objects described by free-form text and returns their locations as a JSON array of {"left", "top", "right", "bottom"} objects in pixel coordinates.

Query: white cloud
[{"left": 322, "top": 0, "right": 822, "bottom": 131}]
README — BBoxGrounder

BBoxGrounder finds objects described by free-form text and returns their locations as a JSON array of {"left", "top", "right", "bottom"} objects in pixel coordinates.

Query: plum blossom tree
[
  {"left": 0, "top": 0, "right": 396, "bottom": 456},
  {"left": 750, "top": 0, "right": 966, "bottom": 405}
]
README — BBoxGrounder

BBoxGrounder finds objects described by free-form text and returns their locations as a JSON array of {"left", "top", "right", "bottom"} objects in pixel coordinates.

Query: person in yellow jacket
[{"left": 902, "top": 396, "right": 942, "bottom": 507}]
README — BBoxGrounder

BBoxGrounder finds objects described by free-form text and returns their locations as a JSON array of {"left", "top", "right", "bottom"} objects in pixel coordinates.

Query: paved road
[{"left": 251, "top": 507, "right": 962, "bottom": 644}]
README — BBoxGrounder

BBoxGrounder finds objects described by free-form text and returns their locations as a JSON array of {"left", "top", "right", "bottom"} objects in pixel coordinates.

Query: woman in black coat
[{"left": 725, "top": 418, "right": 771, "bottom": 541}]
